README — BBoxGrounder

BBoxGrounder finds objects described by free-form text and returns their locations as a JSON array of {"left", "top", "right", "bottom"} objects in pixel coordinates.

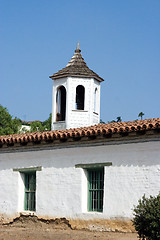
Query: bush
[{"left": 132, "top": 193, "right": 160, "bottom": 240}]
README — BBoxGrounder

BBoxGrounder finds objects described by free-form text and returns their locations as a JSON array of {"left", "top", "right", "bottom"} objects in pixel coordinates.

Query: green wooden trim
[
  {"left": 88, "top": 168, "right": 104, "bottom": 212},
  {"left": 13, "top": 166, "right": 42, "bottom": 172},
  {"left": 75, "top": 162, "right": 112, "bottom": 169},
  {"left": 24, "top": 172, "right": 36, "bottom": 211}
]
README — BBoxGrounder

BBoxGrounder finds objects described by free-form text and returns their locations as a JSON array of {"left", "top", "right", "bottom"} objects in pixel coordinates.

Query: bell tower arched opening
[
  {"left": 76, "top": 85, "right": 85, "bottom": 110},
  {"left": 56, "top": 86, "right": 66, "bottom": 121},
  {"left": 94, "top": 87, "right": 98, "bottom": 113}
]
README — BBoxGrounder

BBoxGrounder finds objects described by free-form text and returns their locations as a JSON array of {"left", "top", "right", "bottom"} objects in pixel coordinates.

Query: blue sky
[{"left": 1, "top": 0, "right": 160, "bottom": 123}]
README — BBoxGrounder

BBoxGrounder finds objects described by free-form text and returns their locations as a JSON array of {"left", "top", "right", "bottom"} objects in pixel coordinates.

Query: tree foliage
[
  {"left": 138, "top": 112, "right": 145, "bottom": 120},
  {"left": 42, "top": 113, "right": 52, "bottom": 131},
  {"left": 0, "top": 105, "right": 21, "bottom": 135},
  {"left": 30, "top": 113, "right": 52, "bottom": 132},
  {"left": 0, "top": 105, "right": 52, "bottom": 135},
  {"left": 30, "top": 121, "right": 44, "bottom": 132},
  {"left": 116, "top": 116, "right": 122, "bottom": 122},
  {"left": 100, "top": 119, "right": 105, "bottom": 124},
  {"left": 132, "top": 193, "right": 160, "bottom": 240},
  {"left": 108, "top": 116, "right": 122, "bottom": 123}
]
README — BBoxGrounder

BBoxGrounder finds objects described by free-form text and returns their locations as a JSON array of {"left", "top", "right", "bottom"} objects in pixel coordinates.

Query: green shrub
[{"left": 132, "top": 193, "right": 160, "bottom": 240}]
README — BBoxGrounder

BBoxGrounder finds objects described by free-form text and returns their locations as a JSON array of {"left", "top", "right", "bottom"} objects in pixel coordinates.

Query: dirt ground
[
  {"left": 0, "top": 215, "right": 138, "bottom": 240},
  {"left": 0, "top": 226, "right": 138, "bottom": 240}
]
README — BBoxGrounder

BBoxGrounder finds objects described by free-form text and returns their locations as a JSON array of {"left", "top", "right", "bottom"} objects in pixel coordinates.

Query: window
[
  {"left": 24, "top": 172, "right": 36, "bottom": 211},
  {"left": 13, "top": 166, "right": 41, "bottom": 212},
  {"left": 76, "top": 85, "right": 85, "bottom": 110},
  {"left": 94, "top": 88, "right": 97, "bottom": 113},
  {"left": 56, "top": 86, "right": 66, "bottom": 121},
  {"left": 75, "top": 163, "right": 111, "bottom": 213},
  {"left": 88, "top": 168, "right": 104, "bottom": 212}
]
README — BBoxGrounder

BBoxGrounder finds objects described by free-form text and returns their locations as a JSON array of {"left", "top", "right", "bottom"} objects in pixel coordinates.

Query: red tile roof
[{"left": 0, "top": 118, "right": 160, "bottom": 148}]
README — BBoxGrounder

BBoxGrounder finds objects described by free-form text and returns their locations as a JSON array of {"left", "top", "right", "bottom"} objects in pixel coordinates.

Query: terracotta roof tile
[{"left": 0, "top": 118, "right": 160, "bottom": 149}]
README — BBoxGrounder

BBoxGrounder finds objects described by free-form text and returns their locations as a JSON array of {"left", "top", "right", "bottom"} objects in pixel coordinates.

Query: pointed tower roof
[{"left": 49, "top": 43, "right": 104, "bottom": 82}]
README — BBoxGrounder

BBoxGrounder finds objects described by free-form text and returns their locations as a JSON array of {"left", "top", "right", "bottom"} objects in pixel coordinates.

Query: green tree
[
  {"left": 30, "top": 121, "right": 44, "bottom": 132},
  {"left": 29, "top": 114, "right": 52, "bottom": 132},
  {"left": 42, "top": 113, "right": 52, "bottom": 131},
  {"left": 116, "top": 116, "right": 122, "bottom": 122},
  {"left": 0, "top": 105, "right": 21, "bottom": 135},
  {"left": 100, "top": 119, "right": 105, "bottom": 124},
  {"left": 108, "top": 120, "right": 116, "bottom": 123},
  {"left": 107, "top": 116, "right": 122, "bottom": 123},
  {"left": 138, "top": 112, "right": 145, "bottom": 120},
  {"left": 133, "top": 193, "right": 160, "bottom": 240}
]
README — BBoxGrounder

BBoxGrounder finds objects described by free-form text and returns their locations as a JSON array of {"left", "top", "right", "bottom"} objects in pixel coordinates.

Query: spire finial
[
  {"left": 75, "top": 41, "right": 81, "bottom": 53},
  {"left": 77, "top": 40, "right": 79, "bottom": 50}
]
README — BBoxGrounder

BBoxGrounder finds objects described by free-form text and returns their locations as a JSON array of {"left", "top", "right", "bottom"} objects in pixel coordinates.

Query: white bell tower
[{"left": 49, "top": 42, "right": 104, "bottom": 130}]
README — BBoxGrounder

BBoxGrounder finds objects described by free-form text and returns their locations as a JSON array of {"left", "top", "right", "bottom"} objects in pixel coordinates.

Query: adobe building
[{"left": 0, "top": 44, "right": 160, "bottom": 231}]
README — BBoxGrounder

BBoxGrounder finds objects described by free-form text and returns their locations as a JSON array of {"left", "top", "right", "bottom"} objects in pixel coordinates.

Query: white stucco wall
[
  {"left": 52, "top": 78, "right": 67, "bottom": 130},
  {"left": 18, "top": 125, "right": 31, "bottom": 133},
  {"left": 52, "top": 77, "right": 100, "bottom": 130},
  {"left": 0, "top": 139, "right": 160, "bottom": 221}
]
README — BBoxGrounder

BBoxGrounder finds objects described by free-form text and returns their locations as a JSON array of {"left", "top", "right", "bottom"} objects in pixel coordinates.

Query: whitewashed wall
[
  {"left": 52, "top": 77, "right": 100, "bottom": 130},
  {"left": 0, "top": 140, "right": 160, "bottom": 221},
  {"left": 52, "top": 77, "right": 67, "bottom": 130}
]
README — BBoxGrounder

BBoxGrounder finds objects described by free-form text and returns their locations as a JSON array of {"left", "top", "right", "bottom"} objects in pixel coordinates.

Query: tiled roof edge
[
  {"left": 0, "top": 118, "right": 160, "bottom": 148},
  {"left": 49, "top": 73, "right": 104, "bottom": 82}
]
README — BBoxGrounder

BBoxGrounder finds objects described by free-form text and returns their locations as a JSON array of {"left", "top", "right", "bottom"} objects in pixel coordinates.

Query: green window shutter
[
  {"left": 88, "top": 168, "right": 104, "bottom": 212},
  {"left": 24, "top": 172, "right": 36, "bottom": 211}
]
